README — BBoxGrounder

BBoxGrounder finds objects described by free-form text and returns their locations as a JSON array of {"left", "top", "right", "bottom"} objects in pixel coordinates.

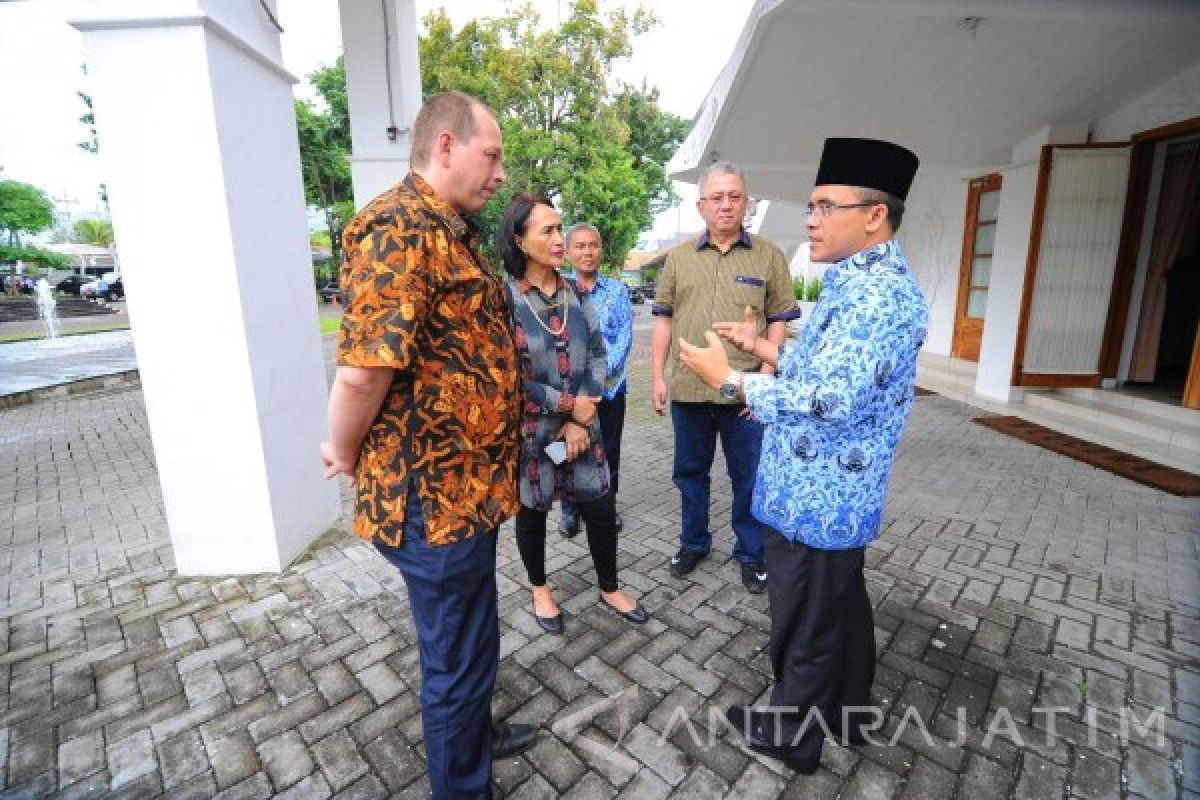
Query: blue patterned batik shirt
[
  {"left": 741, "top": 240, "right": 928, "bottom": 550},
  {"left": 576, "top": 275, "right": 634, "bottom": 399}
]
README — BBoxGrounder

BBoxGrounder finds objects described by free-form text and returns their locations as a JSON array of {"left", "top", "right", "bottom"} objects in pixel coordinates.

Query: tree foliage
[
  {"left": 73, "top": 218, "right": 115, "bottom": 246},
  {"left": 290, "top": 1, "right": 688, "bottom": 272},
  {"left": 0, "top": 181, "right": 56, "bottom": 246},
  {"left": 295, "top": 56, "right": 353, "bottom": 274},
  {"left": 417, "top": 0, "right": 686, "bottom": 267}
]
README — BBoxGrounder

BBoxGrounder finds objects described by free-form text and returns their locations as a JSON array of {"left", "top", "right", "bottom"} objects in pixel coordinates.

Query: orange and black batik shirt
[{"left": 337, "top": 172, "right": 522, "bottom": 547}]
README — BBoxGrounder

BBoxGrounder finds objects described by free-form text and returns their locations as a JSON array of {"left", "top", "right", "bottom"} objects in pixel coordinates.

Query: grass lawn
[
  {"left": 319, "top": 315, "right": 342, "bottom": 335},
  {"left": 0, "top": 323, "right": 131, "bottom": 343}
]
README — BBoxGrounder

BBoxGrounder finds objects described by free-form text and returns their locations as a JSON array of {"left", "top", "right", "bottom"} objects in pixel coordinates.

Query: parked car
[
  {"left": 628, "top": 285, "right": 646, "bottom": 304},
  {"left": 81, "top": 272, "right": 124, "bottom": 301},
  {"left": 56, "top": 274, "right": 92, "bottom": 296},
  {"left": 318, "top": 282, "right": 344, "bottom": 304}
]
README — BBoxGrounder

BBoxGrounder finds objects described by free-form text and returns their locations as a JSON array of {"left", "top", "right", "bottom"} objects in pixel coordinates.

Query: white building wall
[
  {"left": 898, "top": 167, "right": 972, "bottom": 356},
  {"left": 1094, "top": 60, "right": 1200, "bottom": 141}
]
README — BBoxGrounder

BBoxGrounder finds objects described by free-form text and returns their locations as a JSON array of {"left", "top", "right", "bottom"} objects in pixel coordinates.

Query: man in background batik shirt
[{"left": 558, "top": 222, "right": 634, "bottom": 538}]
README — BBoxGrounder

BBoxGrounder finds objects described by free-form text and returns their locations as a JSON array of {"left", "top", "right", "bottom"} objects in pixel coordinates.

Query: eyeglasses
[
  {"left": 699, "top": 192, "right": 746, "bottom": 205},
  {"left": 803, "top": 202, "right": 876, "bottom": 220}
]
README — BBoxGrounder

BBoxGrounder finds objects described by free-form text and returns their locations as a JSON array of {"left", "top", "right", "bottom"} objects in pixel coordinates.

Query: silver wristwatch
[{"left": 718, "top": 370, "right": 744, "bottom": 402}]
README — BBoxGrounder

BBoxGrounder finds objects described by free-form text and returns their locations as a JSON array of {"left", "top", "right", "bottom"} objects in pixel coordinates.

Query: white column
[
  {"left": 975, "top": 163, "right": 1039, "bottom": 403},
  {"left": 70, "top": 0, "right": 340, "bottom": 575},
  {"left": 339, "top": 0, "right": 422, "bottom": 209}
]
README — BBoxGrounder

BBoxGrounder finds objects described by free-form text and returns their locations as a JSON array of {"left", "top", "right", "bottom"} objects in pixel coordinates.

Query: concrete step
[
  {"left": 1056, "top": 387, "right": 1199, "bottom": 428},
  {"left": 918, "top": 352, "right": 978, "bottom": 379},
  {"left": 1011, "top": 401, "right": 1200, "bottom": 475},
  {"left": 1022, "top": 390, "right": 1200, "bottom": 451}
]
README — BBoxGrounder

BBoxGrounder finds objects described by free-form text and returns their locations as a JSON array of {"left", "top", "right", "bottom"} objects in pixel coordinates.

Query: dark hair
[
  {"left": 496, "top": 193, "right": 553, "bottom": 279},
  {"left": 410, "top": 90, "right": 495, "bottom": 168},
  {"left": 856, "top": 188, "right": 905, "bottom": 232}
]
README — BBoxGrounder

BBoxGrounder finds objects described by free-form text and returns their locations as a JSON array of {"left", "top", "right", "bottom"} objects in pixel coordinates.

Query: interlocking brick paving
[{"left": 1, "top": 313, "right": 1197, "bottom": 798}]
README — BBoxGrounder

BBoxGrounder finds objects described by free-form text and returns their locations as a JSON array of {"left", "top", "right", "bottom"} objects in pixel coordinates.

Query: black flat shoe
[
  {"left": 558, "top": 512, "right": 580, "bottom": 538},
  {"left": 724, "top": 705, "right": 819, "bottom": 775},
  {"left": 599, "top": 595, "right": 649, "bottom": 624},
  {"left": 492, "top": 722, "right": 537, "bottom": 758},
  {"left": 533, "top": 602, "right": 564, "bottom": 635}
]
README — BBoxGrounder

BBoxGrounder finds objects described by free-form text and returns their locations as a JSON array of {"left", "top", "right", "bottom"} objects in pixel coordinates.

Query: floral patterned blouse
[
  {"left": 337, "top": 172, "right": 522, "bottom": 547},
  {"left": 741, "top": 240, "right": 928, "bottom": 549},
  {"left": 507, "top": 275, "right": 610, "bottom": 511}
]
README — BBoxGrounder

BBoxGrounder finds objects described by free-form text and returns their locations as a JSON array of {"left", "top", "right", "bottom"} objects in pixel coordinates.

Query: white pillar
[
  {"left": 339, "top": 0, "right": 422, "bottom": 209},
  {"left": 975, "top": 163, "right": 1039, "bottom": 403},
  {"left": 70, "top": 0, "right": 340, "bottom": 575}
]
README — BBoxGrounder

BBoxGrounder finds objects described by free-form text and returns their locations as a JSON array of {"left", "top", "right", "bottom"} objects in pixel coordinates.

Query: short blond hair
[{"left": 410, "top": 91, "right": 496, "bottom": 168}]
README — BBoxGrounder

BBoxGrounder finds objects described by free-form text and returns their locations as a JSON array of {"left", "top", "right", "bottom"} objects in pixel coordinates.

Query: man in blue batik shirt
[
  {"left": 559, "top": 222, "right": 634, "bottom": 537},
  {"left": 679, "top": 138, "right": 928, "bottom": 774}
]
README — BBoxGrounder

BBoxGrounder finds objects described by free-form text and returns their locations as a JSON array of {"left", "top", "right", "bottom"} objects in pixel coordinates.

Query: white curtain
[{"left": 1023, "top": 147, "right": 1131, "bottom": 375}]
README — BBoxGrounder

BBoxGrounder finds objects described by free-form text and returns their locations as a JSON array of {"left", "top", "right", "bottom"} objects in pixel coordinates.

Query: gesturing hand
[{"left": 713, "top": 306, "right": 758, "bottom": 355}]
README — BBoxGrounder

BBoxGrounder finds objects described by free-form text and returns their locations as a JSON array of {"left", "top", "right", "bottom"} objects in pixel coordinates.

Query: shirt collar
[
  {"left": 696, "top": 228, "right": 752, "bottom": 251},
  {"left": 827, "top": 239, "right": 906, "bottom": 287},
  {"left": 515, "top": 273, "right": 567, "bottom": 297},
  {"left": 404, "top": 171, "right": 472, "bottom": 241}
]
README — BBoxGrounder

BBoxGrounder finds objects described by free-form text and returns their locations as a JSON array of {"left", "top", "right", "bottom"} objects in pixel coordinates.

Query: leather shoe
[
  {"left": 669, "top": 548, "right": 707, "bottom": 578},
  {"left": 492, "top": 722, "right": 536, "bottom": 758},
  {"left": 532, "top": 602, "right": 564, "bottom": 635},
  {"left": 740, "top": 561, "right": 768, "bottom": 594},
  {"left": 599, "top": 595, "right": 649, "bottom": 624},
  {"left": 724, "top": 705, "right": 819, "bottom": 774}
]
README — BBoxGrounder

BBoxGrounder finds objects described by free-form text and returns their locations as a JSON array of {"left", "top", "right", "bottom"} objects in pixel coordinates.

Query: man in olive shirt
[{"left": 651, "top": 162, "right": 798, "bottom": 593}]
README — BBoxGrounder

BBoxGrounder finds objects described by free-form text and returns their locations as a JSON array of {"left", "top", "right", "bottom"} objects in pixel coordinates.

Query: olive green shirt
[{"left": 653, "top": 229, "right": 799, "bottom": 404}]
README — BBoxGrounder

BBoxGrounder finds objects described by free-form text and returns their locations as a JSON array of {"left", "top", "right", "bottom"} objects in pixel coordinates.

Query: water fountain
[{"left": 35, "top": 278, "right": 60, "bottom": 339}]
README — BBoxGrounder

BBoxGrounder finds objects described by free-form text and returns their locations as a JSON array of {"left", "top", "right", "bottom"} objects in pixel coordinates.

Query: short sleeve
[
  {"left": 337, "top": 223, "right": 435, "bottom": 370},
  {"left": 652, "top": 252, "right": 676, "bottom": 317}
]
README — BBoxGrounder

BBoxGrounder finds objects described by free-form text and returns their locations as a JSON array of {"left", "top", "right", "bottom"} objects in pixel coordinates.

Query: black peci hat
[{"left": 814, "top": 138, "right": 919, "bottom": 201}]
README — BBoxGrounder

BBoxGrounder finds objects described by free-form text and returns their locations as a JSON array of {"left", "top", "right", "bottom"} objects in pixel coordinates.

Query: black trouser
[
  {"left": 596, "top": 394, "right": 626, "bottom": 497},
  {"left": 764, "top": 528, "right": 875, "bottom": 761},
  {"left": 517, "top": 492, "right": 619, "bottom": 592}
]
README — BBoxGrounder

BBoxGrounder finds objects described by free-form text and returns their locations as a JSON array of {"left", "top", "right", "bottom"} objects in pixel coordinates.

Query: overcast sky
[{"left": 0, "top": 0, "right": 754, "bottom": 236}]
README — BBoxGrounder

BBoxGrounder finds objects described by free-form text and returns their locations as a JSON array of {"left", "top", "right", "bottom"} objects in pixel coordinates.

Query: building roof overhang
[{"left": 668, "top": 0, "right": 1200, "bottom": 203}]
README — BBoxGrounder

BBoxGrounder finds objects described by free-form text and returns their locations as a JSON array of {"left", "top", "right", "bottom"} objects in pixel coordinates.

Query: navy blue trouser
[
  {"left": 671, "top": 400, "right": 764, "bottom": 564},
  {"left": 374, "top": 487, "right": 498, "bottom": 800}
]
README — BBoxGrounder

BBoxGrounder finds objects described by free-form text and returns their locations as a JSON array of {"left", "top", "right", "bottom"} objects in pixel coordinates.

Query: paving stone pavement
[{"left": 1, "top": 321, "right": 1198, "bottom": 799}]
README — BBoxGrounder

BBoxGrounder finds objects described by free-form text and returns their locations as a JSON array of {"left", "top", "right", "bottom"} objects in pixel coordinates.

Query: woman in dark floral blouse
[{"left": 497, "top": 194, "right": 648, "bottom": 635}]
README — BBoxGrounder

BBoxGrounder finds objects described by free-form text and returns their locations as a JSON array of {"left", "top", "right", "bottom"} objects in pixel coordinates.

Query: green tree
[
  {"left": 73, "top": 218, "right": 115, "bottom": 246},
  {"left": 295, "top": 57, "right": 353, "bottom": 272},
  {"left": 0, "top": 181, "right": 56, "bottom": 246},
  {"left": 0, "top": 181, "right": 68, "bottom": 268},
  {"left": 418, "top": 0, "right": 686, "bottom": 266}
]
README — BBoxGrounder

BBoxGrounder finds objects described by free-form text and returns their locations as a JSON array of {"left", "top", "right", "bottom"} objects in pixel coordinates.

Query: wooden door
[
  {"left": 952, "top": 174, "right": 1001, "bottom": 362},
  {"left": 1184, "top": 323, "right": 1200, "bottom": 410},
  {"left": 1014, "top": 144, "right": 1133, "bottom": 387}
]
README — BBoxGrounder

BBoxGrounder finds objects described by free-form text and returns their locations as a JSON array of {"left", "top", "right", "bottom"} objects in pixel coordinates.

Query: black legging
[{"left": 515, "top": 492, "right": 619, "bottom": 592}]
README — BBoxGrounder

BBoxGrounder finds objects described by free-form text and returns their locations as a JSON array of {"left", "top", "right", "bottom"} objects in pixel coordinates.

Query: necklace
[{"left": 522, "top": 286, "right": 569, "bottom": 337}]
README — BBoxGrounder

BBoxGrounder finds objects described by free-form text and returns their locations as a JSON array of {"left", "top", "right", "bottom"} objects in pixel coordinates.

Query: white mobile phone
[{"left": 544, "top": 440, "right": 567, "bottom": 465}]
